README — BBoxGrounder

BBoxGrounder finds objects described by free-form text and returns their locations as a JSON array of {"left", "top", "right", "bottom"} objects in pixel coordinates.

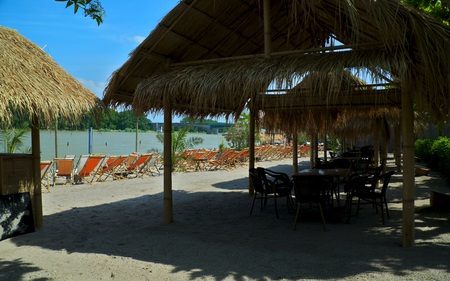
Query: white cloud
[
  {"left": 77, "top": 78, "right": 106, "bottom": 97},
  {"left": 129, "top": 35, "right": 145, "bottom": 43}
]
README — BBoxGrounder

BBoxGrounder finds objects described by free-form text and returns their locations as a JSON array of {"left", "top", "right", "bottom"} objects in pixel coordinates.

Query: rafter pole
[{"left": 263, "top": 0, "right": 271, "bottom": 58}]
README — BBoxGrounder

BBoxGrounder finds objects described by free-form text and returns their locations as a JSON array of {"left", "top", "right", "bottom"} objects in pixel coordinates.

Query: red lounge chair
[{"left": 75, "top": 155, "right": 106, "bottom": 184}]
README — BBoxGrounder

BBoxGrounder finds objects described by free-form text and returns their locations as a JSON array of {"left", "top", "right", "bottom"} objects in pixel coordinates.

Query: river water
[{"left": 22, "top": 130, "right": 227, "bottom": 161}]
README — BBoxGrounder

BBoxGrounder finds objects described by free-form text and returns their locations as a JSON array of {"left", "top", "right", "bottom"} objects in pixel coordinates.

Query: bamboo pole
[
  {"left": 249, "top": 105, "right": 256, "bottom": 195},
  {"left": 309, "top": 133, "right": 314, "bottom": 169},
  {"left": 163, "top": 93, "right": 173, "bottom": 224},
  {"left": 395, "top": 123, "right": 402, "bottom": 173},
  {"left": 381, "top": 119, "right": 388, "bottom": 169},
  {"left": 374, "top": 119, "right": 380, "bottom": 167},
  {"left": 135, "top": 119, "right": 139, "bottom": 152},
  {"left": 31, "top": 116, "right": 43, "bottom": 228},
  {"left": 54, "top": 119, "right": 58, "bottom": 158},
  {"left": 263, "top": 0, "right": 271, "bottom": 58},
  {"left": 293, "top": 133, "right": 298, "bottom": 175},
  {"left": 401, "top": 91, "right": 415, "bottom": 248}
]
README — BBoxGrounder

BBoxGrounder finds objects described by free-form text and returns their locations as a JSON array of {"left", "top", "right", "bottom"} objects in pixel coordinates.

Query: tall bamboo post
[
  {"left": 54, "top": 119, "right": 58, "bottom": 158},
  {"left": 323, "top": 133, "right": 327, "bottom": 162},
  {"left": 163, "top": 93, "right": 173, "bottom": 224},
  {"left": 135, "top": 119, "right": 139, "bottom": 152},
  {"left": 293, "top": 133, "right": 298, "bottom": 175},
  {"left": 401, "top": 90, "right": 415, "bottom": 247},
  {"left": 249, "top": 105, "right": 256, "bottom": 195},
  {"left": 381, "top": 119, "right": 388, "bottom": 169},
  {"left": 31, "top": 116, "right": 42, "bottom": 228},
  {"left": 395, "top": 123, "right": 402, "bottom": 173},
  {"left": 314, "top": 133, "right": 319, "bottom": 161},
  {"left": 309, "top": 133, "right": 314, "bottom": 168},
  {"left": 374, "top": 119, "right": 380, "bottom": 167}
]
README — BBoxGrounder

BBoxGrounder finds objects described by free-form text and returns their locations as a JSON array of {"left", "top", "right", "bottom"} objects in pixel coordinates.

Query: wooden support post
[
  {"left": 374, "top": 119, "right": 380, "bottom": 167},
  {"left": 163, "top": 94, "right": 173, "bottom": 224},
  {"left": 381, "top": 119, "right": 388, "bottom": 169},
  {"left": 31, "top": 116, "right": 43, "bottom": 228},
  {"left": 395, "top": 123, "right": 402, "bottom": 173},
  {"left": 249, "top": 106, "right": 256, "bottom": 195},
  {"left": 293, "top": 133, "right": 298, "bottom": 175},
  {"left": 401, "top": 91, "right": 415, "bottom": 247}
]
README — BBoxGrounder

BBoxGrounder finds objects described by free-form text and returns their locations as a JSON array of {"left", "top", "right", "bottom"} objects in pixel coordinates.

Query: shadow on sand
[{"left": 2, "top": 161, "right": 450, "bottom": 280}]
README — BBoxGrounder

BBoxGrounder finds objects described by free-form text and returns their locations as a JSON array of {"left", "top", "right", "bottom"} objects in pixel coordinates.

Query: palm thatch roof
[
  {"left": 0, "top": 26, "right": 101, "bottom": 126},
  {"left": 103, "top": 0, "right": 450, "bottom": 123},
  {"left": 259, "top": 69, "right": 401, "bottom": 134}
]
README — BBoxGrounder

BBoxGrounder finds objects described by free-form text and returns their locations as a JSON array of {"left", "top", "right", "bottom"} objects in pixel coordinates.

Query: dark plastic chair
[
  {"left": 355, "top": 171, "right": 395, "bottom": 224},
  {"left": 292, "top": 175, "right": 332, "bottom": 231},
  {"left": 256, "top": 167, "right": 293, "bottom": 211},
  {"left": 249, "top": 168, "right": 292, "bottom": 218}
]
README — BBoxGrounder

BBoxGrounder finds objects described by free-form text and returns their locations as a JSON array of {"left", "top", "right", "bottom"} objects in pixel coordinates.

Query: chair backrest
[
  {"left": 249, "top": 168, "right": 270, "bottom": 194},
  {"left": 74, "top": 155, "right": 90, "bottom": 173},
  {"left": 40, "top": 161, "right": 52, "bottom": 179},
  {"left": 56, "top": 158, "right": 74, "bottom": 177},
  {"left": 378, "top": 171, "right": 395, "bottom": 196},
  {"left": 127, "top": 154, "right": 152, "bottom": 171},
  {"left": 78, "top": 155, "right": 105, "bottom": 177},
  {"left": 292, "top": 175, "right": 332, "bottom": 202}
]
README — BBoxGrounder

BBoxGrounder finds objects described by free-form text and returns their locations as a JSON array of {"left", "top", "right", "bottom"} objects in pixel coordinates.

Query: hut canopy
[
  {"left": 259, "top": 70, "right": 402, "bottom": 134},
  {"left": 0, "top": 26, "right": 101, "bottom": 126},
  {"left": 103, "top": 0, "right": 450, "bottom": 122}
]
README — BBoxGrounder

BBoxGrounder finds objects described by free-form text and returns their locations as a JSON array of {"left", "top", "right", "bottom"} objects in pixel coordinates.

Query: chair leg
[
  {"left": 380, "top": 199, "right": 385, "bottom": 225},
  {"left": 346, "top": 196, "right": 353, "bottom": 223},
  {"left": 293, "top": 204, "right": 301, "bottom": 230},
  {"left": 274, "top": 195, "right": 279, "bottom": 219},
  {"left": 384, "top": 195, "right": 390, "bottom": 218},
  {"left": 318, "top": 203, "right": 328, "bottom": 232},
  {"left": 250, "top": 194, "right": 257, "bottom": 215}
]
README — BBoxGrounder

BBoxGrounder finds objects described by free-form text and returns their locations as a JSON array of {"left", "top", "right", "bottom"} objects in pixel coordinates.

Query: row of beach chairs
[
  {"left": 41, "top": 153, "right": 162, "bottom": 191},
  {"left": 174, "top": 144, "right": 308, "bottom": 172},
  {"left": 40, "top": 144, "right": 310, "bottom": 191}
]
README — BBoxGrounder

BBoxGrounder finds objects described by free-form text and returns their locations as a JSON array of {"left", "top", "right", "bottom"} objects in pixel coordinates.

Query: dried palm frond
[{"left": 0, "top": 26, "right": 102, "bottom": 126}]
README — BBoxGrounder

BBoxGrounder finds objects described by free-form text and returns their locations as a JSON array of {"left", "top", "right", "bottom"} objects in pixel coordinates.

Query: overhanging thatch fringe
[{"left": 1, "top": 26, "right": 102, "bottom": 127}]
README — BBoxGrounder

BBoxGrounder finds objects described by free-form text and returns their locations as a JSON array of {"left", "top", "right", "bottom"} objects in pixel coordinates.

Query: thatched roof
[
  {"left": 103, "top": 0, "right": 450, "bottom": 122},
  {"left": 0, "top": 26, "right": 101, "bottom": 126},
  {"left": 259, "top": 69, "right": 402, "bottom": 134}
]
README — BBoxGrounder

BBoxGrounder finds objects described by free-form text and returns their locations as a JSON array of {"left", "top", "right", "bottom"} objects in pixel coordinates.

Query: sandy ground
[{"left": 1, "top": 157, "right": 449, "bottom": 281}]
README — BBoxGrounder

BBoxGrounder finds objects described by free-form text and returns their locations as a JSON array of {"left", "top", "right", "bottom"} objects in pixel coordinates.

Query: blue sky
[{"left": 0, "top": 0, "right": 179, "bottom": 122}]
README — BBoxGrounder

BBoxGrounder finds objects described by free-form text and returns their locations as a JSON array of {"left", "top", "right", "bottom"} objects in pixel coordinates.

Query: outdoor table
[{"left": 295, "top": 168, "right": 350, "bottom": 207}]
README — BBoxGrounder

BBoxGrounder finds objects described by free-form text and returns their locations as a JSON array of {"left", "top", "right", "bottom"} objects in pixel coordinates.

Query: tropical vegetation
[
  {"left": 415, "top": 136, "right": 450, "bottom": 182},
  {"left": 155, "top": 126, "right": 204, "bottom": 169},
  {"left": 0, "top": 128, "right": 31, "bottom": 154}
]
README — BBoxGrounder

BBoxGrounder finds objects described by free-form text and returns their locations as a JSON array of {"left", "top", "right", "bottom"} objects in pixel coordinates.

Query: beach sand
[{"left": 1, "top": 157, "right": 449, "bottom": 280}]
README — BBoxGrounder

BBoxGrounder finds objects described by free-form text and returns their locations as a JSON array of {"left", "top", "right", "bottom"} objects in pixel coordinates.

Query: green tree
[
  {"left": 0, "top": 128, "right": 31, "bottom": 153},
  {"left": 156, "top": 126, "right": 203, "bottom": 168},
  {"left": 224, "top": 113, "right": 259, "bottom": 151},
  {"left": 55, "top": 0, "right": 105, "bottom": 25},
  {"left": 403, "top": 0, "right": 450, "bottom": 23}
]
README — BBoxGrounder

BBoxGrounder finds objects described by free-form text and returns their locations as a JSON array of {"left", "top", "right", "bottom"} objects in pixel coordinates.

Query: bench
[{"left": 430, "top": 190, "right": 450, "bottom": 211}]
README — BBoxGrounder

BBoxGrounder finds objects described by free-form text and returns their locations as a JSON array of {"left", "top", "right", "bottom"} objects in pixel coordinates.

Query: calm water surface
[{"left": 24, "top": 130, "right": 227, "bottom": 161}]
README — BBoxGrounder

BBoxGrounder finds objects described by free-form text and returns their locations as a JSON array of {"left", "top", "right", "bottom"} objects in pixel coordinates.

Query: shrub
[{"left": 415, "top": 137, "right": 450, "bottom": 181}]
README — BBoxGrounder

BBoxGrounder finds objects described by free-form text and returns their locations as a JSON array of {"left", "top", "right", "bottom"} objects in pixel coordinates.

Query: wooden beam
[{"left": 172, "top": 42, "right": 389, "bottom": 68}]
